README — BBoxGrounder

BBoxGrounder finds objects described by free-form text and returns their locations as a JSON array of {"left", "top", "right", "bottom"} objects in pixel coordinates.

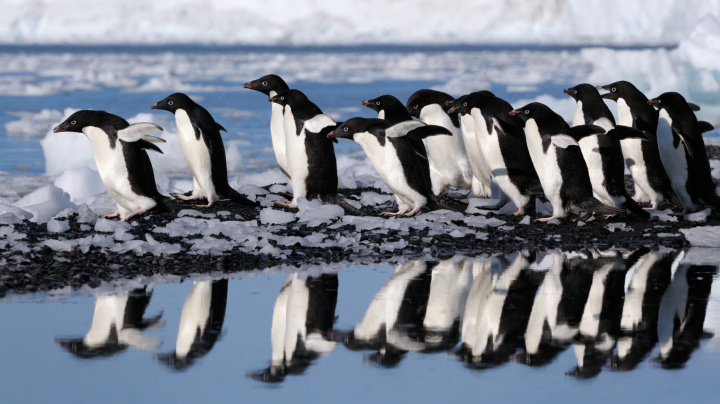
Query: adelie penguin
[
  {"left": 648, "top": 92, "right": 720, "bottom": 214},
  {"left": 268, "top": 89, "right": 362, "bottom": 214},
  {"left": 598, "top": 80, "right": 682, "bottom": 210},
  {"left": 447, "top": 91, "right": 542, "bottom": 216},
  {"left": 244, "top": 74, "right": 292, "bottom": 185},
  {"left": 53, "top": 110, "right": 167, "bottom": 221},
  {"left": 563, "top": 83, "right": 651, "bottom": 220},
  {"left": 151, "top": 93, "right": 256, "bottom": 208},
  {"left": 328, "top": 117, "right": 454, "bottom": 216},
  {"left": 406, "top": 89, "right": 475, "bottom": 195},
  {"left": 510, "top": 103, "right": 625, "bottom": 221}
]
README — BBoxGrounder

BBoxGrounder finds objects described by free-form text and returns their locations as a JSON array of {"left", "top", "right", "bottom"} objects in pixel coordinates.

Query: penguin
[
  {"left": 361, "top": 94, "right": 434, "bottom": 210},
  {"left": 328, "top": 117, "right": 454, "bottom": 216},
  {"left": 598, "top": 81, "right": 682, "bottom": 209},
  {"left": 648, "top": 92, "right": 720, "bottom": 214},
  {"left": 447, "top": 92, "right": 543, "bottom": 215},
  {"left": 155, "top": 279, "right": 228, "bottom": 370},
  {"left": 151, "top": 93, "right": 255, "bottom": 208},
  {"left": 244, "top": 74, "right": 292, "bottom": 184},
  {"left": 563, "top": 84, "right": 650, "bottom": 219},
  {"left": 56, "top": 288, "right": 162, "bottom": 358},
  {"left": 53, "top": 110, "right": 166, "bottom": 221},
  {"left": 406, "top": 89, "right": 474, "bottom": 195},
  {"left": 509, "top": 103, "right": 624, "bottom": 221},
  {"left": 268, "top": 89, "right": 361, "bottom": 214},
  {"left": 248, "top": 274, "right": 339, "bottom": 383}
]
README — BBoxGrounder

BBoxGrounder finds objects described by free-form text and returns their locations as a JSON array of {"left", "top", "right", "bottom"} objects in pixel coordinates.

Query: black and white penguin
[
  {"left": 268, "top": 90, "right": 361, "bottom": 214},
  {"left": 406, "top": 89, "right": 474, "bottom": 195},
  {"left": 244, "top": 74, "right": 292, "bottom": 184},
  {"left": 563, "top": 84, "right": 650, "bottom": 219},
  {"left": 155, "top": 279, "right": 228, "bottom": 370},
  {"left": 328, "top": 117, "right": 453, "bottom": 216},
  {"left": 648, "top": 92, "right": 720, "bottom": 213},
  {"left": 151, "top": 93, "right": 255, "bottom": 208},
  {"left": 56, "top": 288, "right": 162, "bottom": 358},
  {"left": 447, "top": 92, "right": 543, "bottom": 215},
  {"left": 53, "top": 110, "right": 166, "bottom": 221},
  {"left": 248, "top": 274, "right": 339, "bottom": 383},
  {"left": 510, "top": 103, "right": 624, "bottom": 221},
  {"left": 598, "top": 81, "right": 682, "bottom": 209}
]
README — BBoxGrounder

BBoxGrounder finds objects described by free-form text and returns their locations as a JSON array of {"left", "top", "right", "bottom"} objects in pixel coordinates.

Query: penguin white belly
[
  {"left": 459, "top": 114, "right": 492, "bottom": 197},
  {"left": 175, "top": 110, "right": 219, "bottom": 202},
  {"left": 543, "top": 146, "right": 566, "bottom": 217},
  {"left": 85, "top": 128, "right": 155, "bottom": 219},
  {"left": 621, "top": 138, "right": 654, "bottom": 202},
  {"left": 420, "top": 105, "right": 473, "bottom": 193},
  {"left": 423, "top": 261, "right": 472, "bottom": 331},
  {"left": 384, "top": 141, "right": 426, "bottom": 209},
  {"left": 657, "top": 111, "right": 693, "bottom": 210},
  {"left": 478, "top": 117, "right": 528, "bottom": 208},
  {"left": 176, "top": 281, "right": 213, "bottom": 358},
  {"left": 578, "top": 135, "right": 615, "bottom": 206},
  {"left": 269, "top": 97, "right": 290, "bottom": 184},
  {"left": 354, "top": 133, "right": 412, "bottom": 211},
  {"left": 282, "top": 108, "right": 309, "bottom": 205}
]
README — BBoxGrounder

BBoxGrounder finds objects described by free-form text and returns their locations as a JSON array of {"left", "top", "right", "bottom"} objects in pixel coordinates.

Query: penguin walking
[
  {"left": 509, "top": 103, "right": 624, "bottom": 221},
  {"left": 598, "top": 81, "right": 682, "bottom": 209},
  {"left": 447, "top": 92, "right": 542, "bottom": 216},
  {"left": 563, "top": 84, "right": 650, "bottom": 219},
  {"left": 406, "top": 89, "right": 474, "bottom": 195},
  {"left": 268, "top": 89, "right": 361, "bottom": 214},
  {"left": 649, "top": 92, "right": 720, "bottom": 213},
  {"left": 53, "top": 111, "right": 166, "bottom": 221},
  {"left": 151, "top": 93, "right": 255, "bottom": 208},
  {"left": 244, "top": 74, "right": 292, "bottom": 184},
  {"left": 328, "top": 117, "right": 453, "bottom": 216}
]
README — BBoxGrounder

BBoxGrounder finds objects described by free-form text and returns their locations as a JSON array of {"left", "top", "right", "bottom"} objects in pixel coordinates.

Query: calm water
[{"left": 2, "top": 249, "right": 720, "bottom": 403}]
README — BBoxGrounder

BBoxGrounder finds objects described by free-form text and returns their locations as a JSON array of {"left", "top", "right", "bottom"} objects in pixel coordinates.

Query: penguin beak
[
  {"left": 243, "top": 82, "right": 254, "bottom": 89},
  {"left": 361, "top": 100, "right": 372, "bottom": 106},
  {"left": 508, "top": 110, "right": 519, "bottom": 116},
  {"left": 597, "top": 85, "right": 610, "bottom": 91},
  {"left": 562, "top": 88, "right": 573, "bottom": 95},
  {"left": 150, "top": 102, "right": 160, "bottom": 110},
  {"left": 53, "top": 123, "right": 68, "bottom": 133},
  {"left": 647, "top": 99, "right": 658, "bottom": 107},
  {"left": 268, "top": 96, "right": 278, "bottom": 103},
  {"left": 447, "top": 104, "right": 460, "bottom": 114}
]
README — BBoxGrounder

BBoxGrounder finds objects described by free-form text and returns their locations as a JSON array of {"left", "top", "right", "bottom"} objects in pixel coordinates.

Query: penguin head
[
  {"left": 244, "top": 74, "right": 289, "bottom": 96},
  {"left": 151, "top": 93, "right": 195, "bottom": 113},
  {"left": 53, "top": 110, "right": 128, "bottom": 134},
  {"left": 647, "top": 92, "right": 695, "bottom": 117},
  {"left": 268, "top": 89, "right": 307, "bottom": 108},
  {"left": 597, "top": 80, "right": 639, "bottom": 102},
  {"left": 446, "top": 91, "right": 495, "bottom": 115},
  {"left": 509, "top": 102, "right": 545, "bottom": 123},
  {"left": 327, "top": 117, "right": 369, "bottom": 140},
  {"left": 362, "top": 94, "right": 401, "bottom": 114},
  {"left": 406, "top": 89, "right": 454, "bottom": 119},
  {"left": 563, "top": 83, "right": 599, "bottom": 102}
]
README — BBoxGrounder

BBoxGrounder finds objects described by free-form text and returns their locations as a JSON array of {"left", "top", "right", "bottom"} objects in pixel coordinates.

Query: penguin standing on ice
[
  {"left": 563, "top": 84, "right": 650, "bottom": 219},
  {"left": 268, "top": 89, "right": 360, "bottom": 213},
  {"left": 510, "top": 103, "right": 624, "bottom": 221},
  {"left": 406, "top": 89, "right": 474, "bottom": 195},
  {"left": 648, "top": 92, "right": 720, "bottom": 213},
  {"left": 151, "top": 93, "right": 255, "bottom": 208},
  {"left": 53, "top": 111, "right": 166, "bottom": 221},
  {"left": 447, "top": 92, "right": 542, "bottom": 215},
  {"left": 598, "top": 81, "right": 682, "bottom": 209},
  {"left": 328, "top": 117, "right": 453, "bottom": 216},
  {"left": 244, "top": 74, "right": 292, "bottom": 184}
]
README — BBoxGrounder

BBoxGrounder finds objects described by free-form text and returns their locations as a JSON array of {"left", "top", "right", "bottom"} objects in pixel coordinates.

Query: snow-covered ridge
[{"left": 2, "top": 0, "right": 720, "bottom": 46}]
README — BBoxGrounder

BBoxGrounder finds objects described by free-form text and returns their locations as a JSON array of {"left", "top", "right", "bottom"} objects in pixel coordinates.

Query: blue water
[{"left": 1, "top": 251, "right": 719, "bottom": 403}]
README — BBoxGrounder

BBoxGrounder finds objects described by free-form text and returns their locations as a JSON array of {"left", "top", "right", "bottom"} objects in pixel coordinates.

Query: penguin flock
[{"left": 52, "top": 75, "right": 719, "bottom": 223}]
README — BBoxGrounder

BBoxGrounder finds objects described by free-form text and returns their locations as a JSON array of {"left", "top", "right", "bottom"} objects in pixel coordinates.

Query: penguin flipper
[
  {"left": 687, "top": 102, "right": 701, "bottom": 112},
  {"left": 117, "top": 123, "right": 165, "bottom": 143},
  {"left": 567, "top": 125, "right": 606, "bottom": 142},
  {"left": 670, "top": 126, "right": 694, "bottom": 158},
  {"left": 216, "top": 122, "right": 227, "bottom": 132},
  {"left": 225, "top": 187, "right": 259, "bottom": 207},
  {"left": 385, "top": 121, "right": 426, "bottom": 137},
  {"left": 609, "top": 125, "right": 648, "bottom": 141},
  {"left": 698, "top": 121, "right": 715, "bottom": 134},
  {"left": 136, "top": 139, "right": 164, "bottom": 154},
  {"left": 404, "top": 125, "right": 453, "bottom": 139},
  {"left": 551, "top": 135, "right": 579, "bottom": 149}
]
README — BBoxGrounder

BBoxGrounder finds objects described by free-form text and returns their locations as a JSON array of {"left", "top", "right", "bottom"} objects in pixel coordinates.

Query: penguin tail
[
  {"left": 702, "top": 189, "right": 720, "bottom": 209},
  {"left": 665, "top": 190, "right": 684, "bottom": 208},
  {"left": 322, "top": 194, "right": 364, "bottom": 216},
  {"left": 621, "top": 196, "right": 651, "bottom": 220},
  {"left": 577, "top": 197, "right": 625, "bottom": 215},
  {"left": 226, "top": 187, "right": 259, "bottom": 207},
  {"left": 428, "top": 196, "right": 464, "bottom": 212}
]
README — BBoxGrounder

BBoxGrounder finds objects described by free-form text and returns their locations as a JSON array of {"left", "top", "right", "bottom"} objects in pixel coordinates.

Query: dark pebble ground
[{"left": 2, "top": 146, "right": 720, "bottom": 296}]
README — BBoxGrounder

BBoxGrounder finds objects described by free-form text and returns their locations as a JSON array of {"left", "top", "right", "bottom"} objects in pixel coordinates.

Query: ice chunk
[
  {"left": 259, "top": 207, "right": 296, "bottom": 225},
  {"left": 13, "top": 185, "right": 77, "bottom": 223},
  {"left": 296, "top": 199, "right": 344, "bottom": 226},
  {"left": 684, "top": 208, "right": 711, "bottom": 222},
  {"left": 681, "top": 226, "right": 720, "bottom": 247},
  {"left": 94, "top": 218, "right": 132, "bottom": 233},
  {"left": 519, "top": 215, "right": 531, "bottom": 225},
  {"left": 5, "top": 109, "right": 64, "bottom": 137},
  {"left": 359, "top": 192, "right": 394, "bottom": 207},
  {"left": 0, "top": 202, "right": 33, "bottom": 221},
  {"left": 47, "top": 219, "right": 70, "bottom": 233},
  {"left": 53, "top": 166, "right": 105, "bottom": 203}
]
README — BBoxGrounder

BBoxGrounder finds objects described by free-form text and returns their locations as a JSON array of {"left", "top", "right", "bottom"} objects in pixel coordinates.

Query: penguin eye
[
  {"left": 524, "top": 109, "right": 530, "bottom": 115},
  {"left": 262, "top": 81, "right": 268, "bottom": 86},
  {"left": 168, "top": 101, "right": 174, "bottom": 106},
  {"left": 70, "top": 120, "right": 76, "bottom": 125},
  {"left": 611, "top": 87, "right": 616, "bottom": 92},
  {"left": 463, "top": 102, "right": 467, "bottom": 107},
  {"left": 280, "top": 96, "right": 285, "bottom": 101},
  {"left": 343, "top": 127, "right": 349, "bottom": 132},
  {"left": 657, "top": 99, "right": 661, "bottom": 104},
  {"left": 573, "top": 90, "right": 577, "bottom": 95},
  {"left": 375, "top": 101, "right": 381, "bottom": 106},
  {"left": 413, "top": 105, "right": 418, "bottom": 109}
]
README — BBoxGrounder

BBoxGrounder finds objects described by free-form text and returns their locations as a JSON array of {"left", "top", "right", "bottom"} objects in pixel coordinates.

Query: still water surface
[{"left": 2, "top": 249, "right": 720, "bottom": 403}]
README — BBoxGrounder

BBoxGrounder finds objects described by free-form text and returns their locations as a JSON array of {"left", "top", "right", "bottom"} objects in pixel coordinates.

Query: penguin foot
[
  {"left": 512, "top": 207, "right": 525, "bottom": 216},
  {"left": 123, "top": 208, "right": 148, "bottom": 221},
  {"left": 171, "top": 192, "right": 201, "bottom": 201},
  {"left": 381, "top": 209, "right": 406, "bottom": 217},
  {"left": 404, "top": 207, "right": 422, "bottom": 217},
  {"left": 194, "top": 202, "right": 214, "bottom": 208},
  {"left": 536, "top": 215, "right": 558, "bottom": 223},
  {"left": 273, "top": 200, "right": 298, "bottom": 210},
  {"left": 101, "top": 211, "right": 120, "bottom": 219}
]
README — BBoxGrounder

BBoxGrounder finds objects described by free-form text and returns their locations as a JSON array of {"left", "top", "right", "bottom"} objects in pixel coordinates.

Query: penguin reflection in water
[
  {"left": 53, "top": 111, "right": 167, "bottom": 221},
  {"left": 151, "top": 93, "right": 256, "bottom": 208},
  {"left": 328, "top": 118, "right": 454, "bottom": 216},
  {"left": 56, "top": 287, "right": 162, "bottom": 358}
]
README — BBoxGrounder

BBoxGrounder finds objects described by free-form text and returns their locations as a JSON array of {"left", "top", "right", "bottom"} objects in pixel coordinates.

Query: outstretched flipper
[{"left": 117, "top": 123, "right": 165, "bottom": 143}]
